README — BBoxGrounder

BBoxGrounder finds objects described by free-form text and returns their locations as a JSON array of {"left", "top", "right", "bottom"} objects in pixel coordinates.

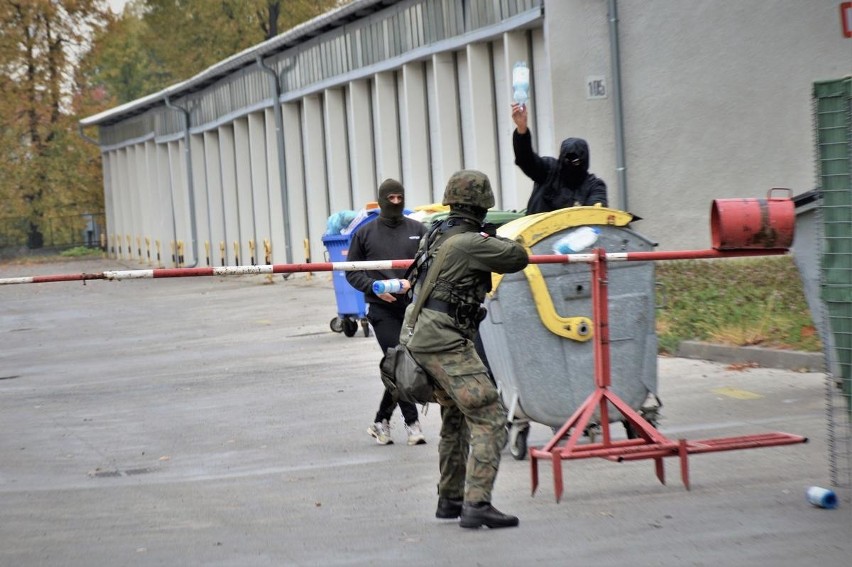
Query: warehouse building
[{"left": 79, "top": 0, "right": 851, "bottom": 267}]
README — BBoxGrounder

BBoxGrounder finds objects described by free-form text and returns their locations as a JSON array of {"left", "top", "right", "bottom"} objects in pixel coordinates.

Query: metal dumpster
[{"left": 478, "top": 207, "right": 660, "bottom": 459}]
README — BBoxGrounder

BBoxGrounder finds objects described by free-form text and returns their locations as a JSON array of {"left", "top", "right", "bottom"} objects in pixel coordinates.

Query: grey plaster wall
[{"left": 544, "top": 0, "right": 850, "bottom": 250}]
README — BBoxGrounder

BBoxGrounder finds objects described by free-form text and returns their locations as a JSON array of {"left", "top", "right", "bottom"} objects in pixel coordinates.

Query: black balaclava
[
  {"left": 557, "top": 137, "right": 590, "bottom": 189},
  {"left": 378, "top": 178, "right": 405, "bottom": 226}
]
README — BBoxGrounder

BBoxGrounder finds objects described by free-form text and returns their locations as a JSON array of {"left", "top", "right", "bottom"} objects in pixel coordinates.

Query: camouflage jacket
[{"left": 401, "top": 229, "right": 528, "bottom": 353}]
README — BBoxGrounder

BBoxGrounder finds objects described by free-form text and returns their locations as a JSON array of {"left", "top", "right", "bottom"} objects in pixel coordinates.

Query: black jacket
[
  {"left": 345, "top": 216, "right": 427, "bottom": 306},
  {"left": 513, "top": 130, "right": 608, "bottom": 214}
]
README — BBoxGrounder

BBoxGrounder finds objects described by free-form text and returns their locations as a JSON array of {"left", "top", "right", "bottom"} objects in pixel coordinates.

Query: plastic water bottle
[
  {"left": 806, "top": 486, "right": 838, "bottom": 509},
  {"left": 373, "top": 279, "right": 403, "bottom": 294},
  {"left": 553, "top": 226, "right": 601, "bottom": 254},
  {"left": 512, "top": 61, "right": 530, "bottom": 107}
]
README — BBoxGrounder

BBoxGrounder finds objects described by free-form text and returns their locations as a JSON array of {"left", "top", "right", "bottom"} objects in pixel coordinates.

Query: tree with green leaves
[
  {"left": 84, "top": 0, "right": 344, "bottom": 105},
  {"left": 1, "top": 0, "right": 346, "bottom": 252},
  {"left": 0, "top": 0, "right": 111, "bottom": 249}
]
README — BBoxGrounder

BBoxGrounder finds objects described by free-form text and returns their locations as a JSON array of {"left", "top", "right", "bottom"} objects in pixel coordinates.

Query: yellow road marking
[{"left": 711, "top": 387, "right": 763, "bottom": 400}]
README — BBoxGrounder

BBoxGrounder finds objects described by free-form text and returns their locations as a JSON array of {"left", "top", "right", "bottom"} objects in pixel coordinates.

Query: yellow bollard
[
  {"left": 126, "top": 234, "right": 132, "bottom": 259},
  {"left": 136, "top": 236, "right": 142, "bottom": 259},
  {"left": 263, "top": 239, "right": 274, "bottom": 283},
  {"left": 145, "top": 237, "right": 152, "bottom": 265},
  {"left": 205, "top": 241, "right": 211, "bottom": 266},
  {"left": 304, "top": 239, "right": 312, "bottom": 280},
  {"left": 155, "top": 240, "right": 162, "bottom": 267},
  {"left": 177, "top": 241, "right": 185, "bottom": 267},
  {"left": 219, "top": 241, "right": 226, "bottom": 266},
  {"left": 249, "top": 239, "right": 256, "bottom": 265},
  {"left": 233, "top": 241, "right": 240, "bottom": 265}
]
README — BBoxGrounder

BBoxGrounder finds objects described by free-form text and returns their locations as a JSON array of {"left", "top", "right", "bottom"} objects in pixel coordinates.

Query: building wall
[
  {"left": 89, "top": 0, "right": 850, "bottom": 267},
  {"left": 546, "top": 0, "right": 850, "bottom": 249}
]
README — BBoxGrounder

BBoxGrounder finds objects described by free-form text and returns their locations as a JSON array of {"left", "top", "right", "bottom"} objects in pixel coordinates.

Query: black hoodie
[{"left": 513, "top": 130, "right": 608, "bottom": 214}]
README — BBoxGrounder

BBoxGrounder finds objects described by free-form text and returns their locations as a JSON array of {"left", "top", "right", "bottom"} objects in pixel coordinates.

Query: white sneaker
[
  {"left": 404, "top": 421, "right": 426, "bottom": 446},
  {"left": 367, "top": 420, "right": 393, "bottom": 445}
]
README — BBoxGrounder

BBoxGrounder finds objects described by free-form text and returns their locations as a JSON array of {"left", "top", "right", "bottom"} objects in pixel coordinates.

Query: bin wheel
[
  {"left": 509, "top": 424, "right": 529, "bottom": 460},
  {"left": 330, "top": 317, "right": 343, "bottom": 333},
  {"left": 342, "top": 317, "right": 358, "bottom": 337},
  {"left": 585, "top": 423, "right": 601, "bottom": 444},
  {"left": 624, "top": 415, "right": 658, "bottom": 439},
  {"left": 361, "top": 319, "right": 371, "bottom": 338}
]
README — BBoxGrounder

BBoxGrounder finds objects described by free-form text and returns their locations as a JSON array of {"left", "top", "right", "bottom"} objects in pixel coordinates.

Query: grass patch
[
  {"left": 59, "top": 246, "right": 105, "bottom": 258},
  {"left": 655, "top": 255, "right": 821, "bottom": 354}
]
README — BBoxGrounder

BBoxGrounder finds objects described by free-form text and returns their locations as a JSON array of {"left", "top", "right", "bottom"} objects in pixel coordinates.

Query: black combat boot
[
  {"left": 435, "top": 497, "right": 463, "bottom": 519},
  {"left": 459, "top": 502, "right": 519, "bottom": 529}
]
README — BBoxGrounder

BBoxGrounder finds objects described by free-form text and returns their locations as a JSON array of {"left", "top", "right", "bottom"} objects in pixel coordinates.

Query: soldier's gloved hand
[{"left": 481, "top": 223, "right": 498, "bottom": 237}]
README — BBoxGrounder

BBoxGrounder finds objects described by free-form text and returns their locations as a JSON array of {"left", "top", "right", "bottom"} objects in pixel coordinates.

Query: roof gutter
[{"left": 608, "top": 0, "right": 629, "bottom": 210}]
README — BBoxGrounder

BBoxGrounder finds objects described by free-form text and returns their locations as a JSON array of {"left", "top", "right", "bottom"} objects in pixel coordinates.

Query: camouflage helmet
[{"left": 442, "top": 169, "right": 495, "bottom": 209}]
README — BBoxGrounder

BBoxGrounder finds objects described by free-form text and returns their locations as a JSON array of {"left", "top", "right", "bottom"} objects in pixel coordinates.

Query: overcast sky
[{"left": 107, "top": 0, "right": 128, "bottom": 14}]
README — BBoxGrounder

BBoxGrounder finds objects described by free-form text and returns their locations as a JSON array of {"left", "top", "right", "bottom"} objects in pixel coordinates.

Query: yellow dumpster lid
[
  {"left": 496, "top": 206, "right": 634, "bottom": 246},
  {"left": 492, "top": 206, "right": 634, "bottom": 291},
  {"left": 489, "top": 206, "right": 635, "bottom": 342}
]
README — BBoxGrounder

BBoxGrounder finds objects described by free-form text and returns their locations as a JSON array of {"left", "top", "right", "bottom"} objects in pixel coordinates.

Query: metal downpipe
[
  {"left": 164, "top": 95, "right": 199, "bottom": 268},
  {"left": 607, "top": 0, "right": 628, "bottom": 210},
  {"left": 256, "top": 55, "right": 294, "bottom": 264}
]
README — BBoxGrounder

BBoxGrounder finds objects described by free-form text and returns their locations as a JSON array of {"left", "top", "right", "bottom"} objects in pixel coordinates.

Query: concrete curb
[{"left": 676, "top": 340, "right": 825, "bottom": 372}]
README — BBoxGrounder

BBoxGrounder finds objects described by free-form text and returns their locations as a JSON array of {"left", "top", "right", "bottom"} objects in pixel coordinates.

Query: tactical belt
[{"left": 424, "top": 298, "right": 457, "bottom": 314}]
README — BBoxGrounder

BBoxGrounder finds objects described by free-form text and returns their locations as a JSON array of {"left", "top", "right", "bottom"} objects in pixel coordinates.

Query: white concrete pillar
[
  {"left": 129, "top": 145, "right": 144, "bottom": 260},
  {"left": 234, "top": 118, "right": 255, "bottom": 265},
  {"left": 190, "top": 133, "right": 211, "bottom": 265},
  {"left": 398, "top": 62, "right": 431, "bottom": 205},
  {"left": 218, "top": 125, "right": 240, "bottom": 266},
  {"left": 428, "top": 52, "right": 462, "bottom": 202},
  {"left": 372, "top": 71, "right": 401, "bottom": 183},
  {"left": 531, "top": 28, "right": 554, "bottom": 158},
  {"left": 248, "top": 111, "right": 270, "bottom": 265},
  {"left": 302, "top": 94, "right": 328, "bottom": 264},
  {"left": 347, "top": 79, "right": 377, "bottom": 208},
  {"left": 463, "top": 43, "right": 500, "bottom": 206},
  {"left": 102, "top": 152, "right": 117, "bottom": 257},
  {"left": 323, "top": 87, "right": 352, "bottom": 213},
  {"left": 115, "top": 148, "right": 132, "bottom": 259},
  {"left": 264, "top": 108, "right": 286, "bottom": 264},
  {"left": 500, "top": 30, "right": 533, "bottom": 210},
  {"left": 203, "top": 131, "right": 226, "bottom": 267},
  {"left": 282, "top": 101, "right": 308, "bottom": 263},
  {"left": 154, "top": 143, "right": 174, "bottom": 264},
  {"left": 168, "top": 139, "right": 193, "bottom": 265}
]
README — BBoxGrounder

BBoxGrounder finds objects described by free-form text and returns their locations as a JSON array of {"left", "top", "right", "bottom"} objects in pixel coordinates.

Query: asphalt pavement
[{"left": 1, "top": 257, "right": 849, "bottom": 566}]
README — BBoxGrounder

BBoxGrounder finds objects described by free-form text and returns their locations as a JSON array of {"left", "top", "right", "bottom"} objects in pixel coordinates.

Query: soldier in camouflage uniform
[{"left": 400, "top": 170, "right": 528, "bottom": 529}]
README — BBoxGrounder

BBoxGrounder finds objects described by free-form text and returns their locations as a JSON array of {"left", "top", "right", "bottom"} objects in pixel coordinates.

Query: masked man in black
[
  {"left": 511, "top": 102, "right": 608, "bottom": 214},
  {"left": 346, "top": 179, "right": 428, "bottom": 446}
]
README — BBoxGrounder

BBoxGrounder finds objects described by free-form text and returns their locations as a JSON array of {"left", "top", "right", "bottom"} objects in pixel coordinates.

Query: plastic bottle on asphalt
[
  {"left": 806, "top": 486, "right": 838, "bottom": 509},
  {"left": 373, "top": 279, "right": 403, "bottom": 294},
  {"left": 512, "top": 61, "right": 530, "bottom": 107},
  {"left": 553, "top": 226, "right": 601, "bottom": 254}
]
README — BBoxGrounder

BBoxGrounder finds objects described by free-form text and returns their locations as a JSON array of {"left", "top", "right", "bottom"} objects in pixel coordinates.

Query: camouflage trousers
[{"left": 412, "top": 342, "right": 508, "bottom": 503}]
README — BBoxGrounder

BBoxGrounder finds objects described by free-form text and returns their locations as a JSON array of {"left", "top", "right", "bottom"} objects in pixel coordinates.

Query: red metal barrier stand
[{"left": 529, "top": 248, "right": 808, "bottom": 503}]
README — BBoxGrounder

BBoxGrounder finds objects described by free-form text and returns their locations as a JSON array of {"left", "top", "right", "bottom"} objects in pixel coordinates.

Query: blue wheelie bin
[{"left": 322, "top": 209, "right": 380, "bottom": 338}]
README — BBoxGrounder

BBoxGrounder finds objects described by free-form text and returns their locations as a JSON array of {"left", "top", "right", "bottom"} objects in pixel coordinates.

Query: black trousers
[{"left": 367, "top": 301, "right": 419, "bottom": 425}]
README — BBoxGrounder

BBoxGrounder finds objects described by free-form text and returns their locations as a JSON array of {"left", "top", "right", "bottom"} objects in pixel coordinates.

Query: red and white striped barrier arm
[{"left": 0, "top": 249, "right": 784, "bottom": 286}]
